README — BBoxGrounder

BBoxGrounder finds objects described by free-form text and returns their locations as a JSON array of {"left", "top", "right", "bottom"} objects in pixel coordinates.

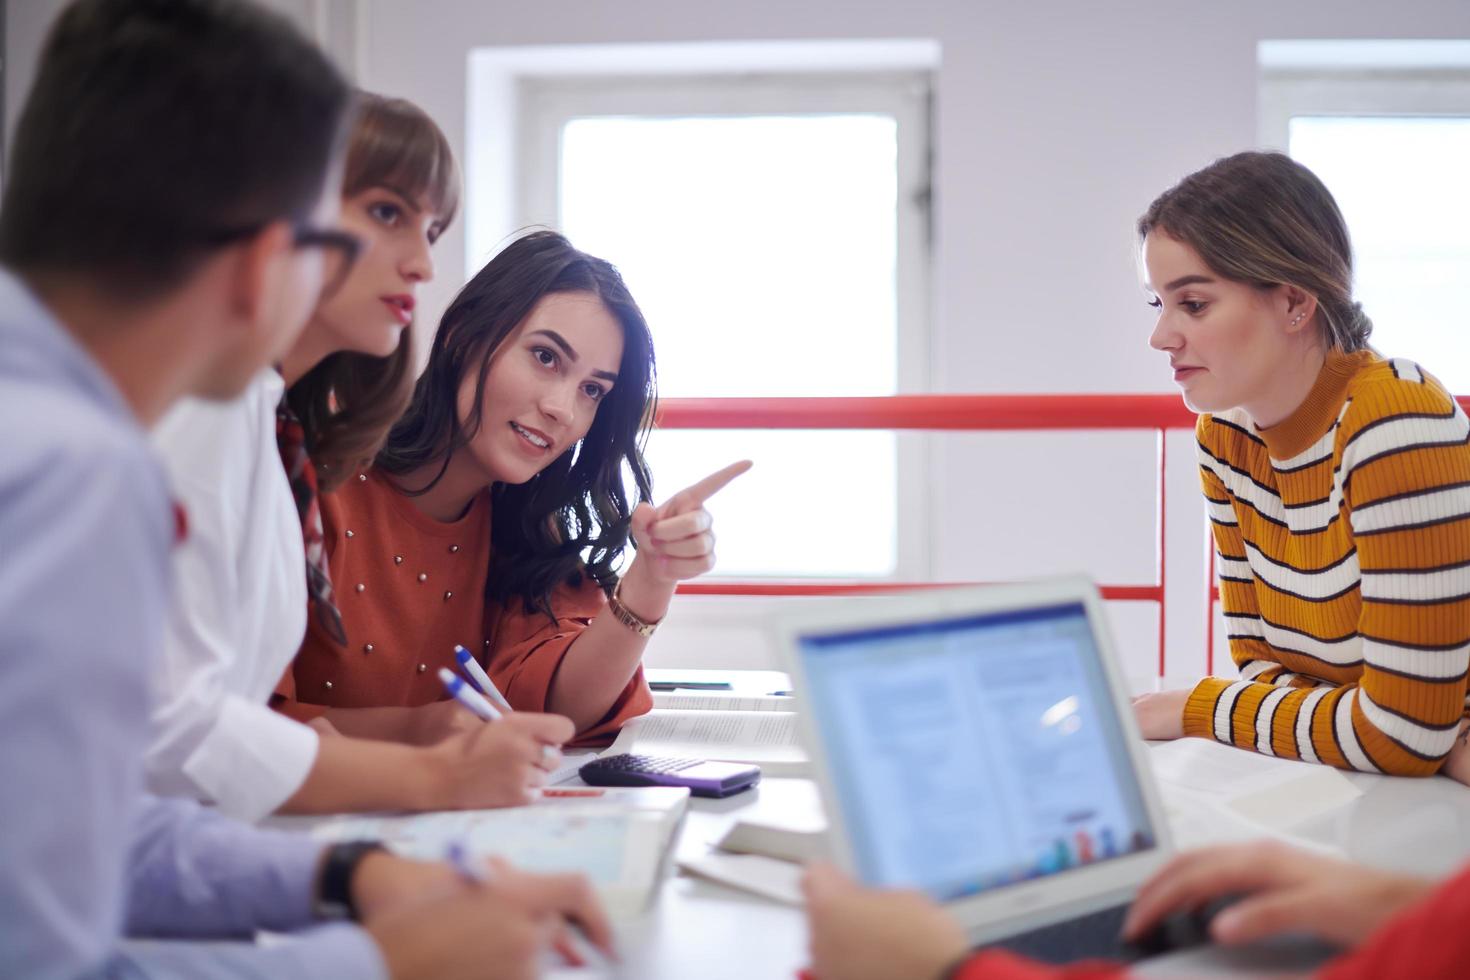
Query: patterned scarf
[{"left": 276, "top": 395, "right": 348, "bottom": 645}]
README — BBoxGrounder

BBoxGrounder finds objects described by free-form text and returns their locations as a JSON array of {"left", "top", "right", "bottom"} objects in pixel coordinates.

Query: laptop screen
[{"left": 798, "top": 601, "right": 1158, "bottom": 902}]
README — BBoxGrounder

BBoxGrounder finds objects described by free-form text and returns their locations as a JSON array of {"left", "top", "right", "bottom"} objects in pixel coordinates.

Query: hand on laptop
[
  {"left": 802, "top": 862, "right": 968, "bottom": 980},
  {"left": 1121, "top": 841, "right": 1432, "bottom": 949},
  {"left": 1131, "top": 689, "right": 1190, "bottom": 740}
]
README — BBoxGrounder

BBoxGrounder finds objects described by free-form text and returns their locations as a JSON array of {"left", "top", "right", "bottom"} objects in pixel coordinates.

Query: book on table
[
  {"left": 606, "top": 706, "right": 809, "bottom": 777},
  {"left": 716, "top": 811, "right": 828, "bottom": 862},
  {"left": 649, "top": 690, "right": 793, "bottom": 712}
]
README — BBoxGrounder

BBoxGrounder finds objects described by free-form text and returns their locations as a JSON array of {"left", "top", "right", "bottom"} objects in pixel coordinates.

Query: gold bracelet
[{"left": 608, "top": 579, "right": 661, "bottom": 638}]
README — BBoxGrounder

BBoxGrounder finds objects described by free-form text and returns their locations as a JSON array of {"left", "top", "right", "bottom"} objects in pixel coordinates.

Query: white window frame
[
  {"left": 514, "top": 71, "right": 935, "bottom": 580},
  {"left": 1259, "top": 67, "right": 1470, "bottom": 149},
  {"left": 1257, "top": 61, "right": 1470, "bottom": 395}
]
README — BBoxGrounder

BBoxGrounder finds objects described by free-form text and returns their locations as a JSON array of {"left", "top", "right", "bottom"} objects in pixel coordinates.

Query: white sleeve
[{"left": 146, "top": 379, "right": 318, "bottom": 822}]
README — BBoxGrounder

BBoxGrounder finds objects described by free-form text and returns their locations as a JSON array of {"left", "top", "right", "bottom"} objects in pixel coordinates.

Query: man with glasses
[
  {"left": 207, "top": 221, "right": 365, "bottom": 305},
  {"left": 0, "top": 1, "right": 609, "bottom": 977}
]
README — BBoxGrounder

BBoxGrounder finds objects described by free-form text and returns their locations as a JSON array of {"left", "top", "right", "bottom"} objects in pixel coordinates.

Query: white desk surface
[{"left": 561, "top": 673, "right": 1470, "bottom": 979}]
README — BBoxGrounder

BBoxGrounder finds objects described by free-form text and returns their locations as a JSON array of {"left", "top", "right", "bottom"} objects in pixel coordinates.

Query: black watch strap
[{"left": 315, "top": 840, "right": 386, "bottom": 922}]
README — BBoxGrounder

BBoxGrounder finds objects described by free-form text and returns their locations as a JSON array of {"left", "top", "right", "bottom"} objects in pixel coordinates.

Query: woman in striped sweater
[
  {"left": 796, "top": 152, "right": 1470, "bottom": 980},
  {"left": 1133, "top": 151, "right": 1470, "bottom": 779}
]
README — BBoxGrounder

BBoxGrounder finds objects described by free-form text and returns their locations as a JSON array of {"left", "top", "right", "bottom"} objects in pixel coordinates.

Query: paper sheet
[
  {"left": 650, "top": 691, "right": 794, "bottom": 712},
  {"left": 628, "top": 710, "right": 799, "bottom": 747},
  {"left": 1148, "top": 739, "right": 1362, "bottom": 839},
  {"left": 302, "top": 806, "right": 637, "bottom": 884},
  {"left": 607, "top": 709, "right": 808, "bottom": 774},
  {"left": 547, "top": 748, "right": 603, "bottom": 785}
]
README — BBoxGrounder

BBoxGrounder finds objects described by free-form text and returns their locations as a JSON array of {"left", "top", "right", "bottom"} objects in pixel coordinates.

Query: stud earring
[{"left": 1289, "top": 312, "right": 1306, "bottom": 326}]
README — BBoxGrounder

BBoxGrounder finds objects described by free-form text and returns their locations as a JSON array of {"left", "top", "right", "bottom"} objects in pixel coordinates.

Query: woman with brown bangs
[{"left": 147, "top": 92, "right": 571, "bottom": 822}]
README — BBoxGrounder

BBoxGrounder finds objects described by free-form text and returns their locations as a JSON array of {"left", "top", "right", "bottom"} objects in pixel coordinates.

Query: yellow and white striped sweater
[{"left": 1186, "top": 348, "right": 1470, "bottom": 776}]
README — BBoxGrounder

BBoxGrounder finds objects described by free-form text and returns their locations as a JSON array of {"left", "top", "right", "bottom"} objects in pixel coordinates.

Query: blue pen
[
  {"left": 455, "top": 645, "right": 514, "bottom": 714},
  {"left": 445, "top": 840, "right": 486, "bottom": 881},
  {"left": 443, "top": 842, "right": 615, "bottom": 970},
  {"left": 437, "top": 667, "right": 501, "bottom": 722}
]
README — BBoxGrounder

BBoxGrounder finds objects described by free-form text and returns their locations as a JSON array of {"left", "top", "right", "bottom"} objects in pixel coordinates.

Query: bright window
[
  {"left": 1259, "top": 45, "right": 1470, "bottom": 392},
  {"left": 1289, "top": 117, "right": 1470, "bottom": 392},
  {"left": 561, "top": 115, "right": 898, "bottom": 399},
  {"left": 520, "top": 74, "right": 932, "bottom": 577}
]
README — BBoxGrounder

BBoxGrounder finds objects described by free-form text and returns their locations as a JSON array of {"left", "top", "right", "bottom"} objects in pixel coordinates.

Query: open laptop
[{"left": 778, "top": 577, "right": 1197, "bottom": 963}]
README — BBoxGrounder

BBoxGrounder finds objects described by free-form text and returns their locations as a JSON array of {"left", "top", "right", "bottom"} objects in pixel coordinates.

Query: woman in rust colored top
[{"left": 280, "top": 231, "right": 746, "bottom": 743}]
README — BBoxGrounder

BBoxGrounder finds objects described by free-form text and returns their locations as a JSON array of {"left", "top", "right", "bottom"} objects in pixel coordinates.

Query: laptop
[{"left": 777, "top": 577, "right": 1194, "bottom": 964}]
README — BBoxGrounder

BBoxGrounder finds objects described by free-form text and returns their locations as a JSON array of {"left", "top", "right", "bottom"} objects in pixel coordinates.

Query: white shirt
[{"left": 146, "top": 369, "right": 319, "bottom": 821}]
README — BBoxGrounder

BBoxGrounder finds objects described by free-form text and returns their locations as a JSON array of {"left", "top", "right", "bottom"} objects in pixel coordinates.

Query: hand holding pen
[
  {"left": 422, "top": 659, "right": 573, "bottom": 808},
  {"left": 439, "top": 667, "right": 503, "bottom": 722},
  {"left": 442, "top": 653, "right": 556, "bottom": 772},
  {"left": 453, "top": 646, "right": 514, "bottom": 714},
  {"left": 358, "top": 848, "right": 615, "bottom": 980},
  {"left": 445, "top": 844, "right": 618, "bottom": 970}
]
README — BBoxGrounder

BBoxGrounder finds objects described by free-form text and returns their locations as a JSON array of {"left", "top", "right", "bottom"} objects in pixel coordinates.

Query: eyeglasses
[
  {"left": 198, "top": 220, "right": 364, "bottom": 304},
  {"left": 293, "top": 225, "right": 362, "bottom": 304}
]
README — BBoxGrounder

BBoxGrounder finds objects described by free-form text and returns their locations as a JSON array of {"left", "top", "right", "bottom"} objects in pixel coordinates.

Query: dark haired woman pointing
[{"left": 278, "top": 230, "right": 748, "bottom": 742}]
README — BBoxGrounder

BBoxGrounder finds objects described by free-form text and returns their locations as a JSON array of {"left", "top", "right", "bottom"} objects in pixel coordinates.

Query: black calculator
[{"left": 579, "top": 753, "right": 761, "bottom": 798}]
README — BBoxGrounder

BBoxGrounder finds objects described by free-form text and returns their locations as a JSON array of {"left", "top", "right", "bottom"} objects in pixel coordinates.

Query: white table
[{"left": 570, "top": 741, "right": 1470, "bottom": 979}]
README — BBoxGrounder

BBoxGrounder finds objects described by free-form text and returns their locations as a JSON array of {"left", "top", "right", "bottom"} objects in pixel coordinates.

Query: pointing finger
[{"left": 661, "top": 460, "right": 752, "bottom": 515}]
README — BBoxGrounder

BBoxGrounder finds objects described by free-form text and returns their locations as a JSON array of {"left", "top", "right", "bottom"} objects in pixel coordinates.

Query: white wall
[
  {"left": 355, "top": 0, "right": 1468, "bottom": 395},
  {"left": 8, "top": 0, "right": 1470, "bottom": 686},
  {"left": 354, "top": 0, "right": 1470, "bottom": 686}
]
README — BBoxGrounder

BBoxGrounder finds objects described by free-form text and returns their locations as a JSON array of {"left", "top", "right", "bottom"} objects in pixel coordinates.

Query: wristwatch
[
  {"left": 609, "top": 579, "right": 661, "bottom": 637},
  {"left": 314, "top": 840, "right": 386, "bottom": 921}
]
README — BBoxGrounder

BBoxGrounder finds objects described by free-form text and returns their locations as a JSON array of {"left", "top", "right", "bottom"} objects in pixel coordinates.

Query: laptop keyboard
[
  {"left": 991, "top": 903, "right": 1133, "bottom": 964},
  {"left": 989, "top": 899, "right": 1222, "bottom": 965}
]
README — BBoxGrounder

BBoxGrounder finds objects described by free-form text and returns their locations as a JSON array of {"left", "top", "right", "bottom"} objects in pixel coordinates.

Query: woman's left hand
[
  {"left": 619, "top": 460, "right": 752, "bottom": 617},
  {"left": 1441, "top": 720, "right": 1470, "bottom": 786},
  {"left": 1132, "top": 688, "right": 1192, "bottom": 741}
]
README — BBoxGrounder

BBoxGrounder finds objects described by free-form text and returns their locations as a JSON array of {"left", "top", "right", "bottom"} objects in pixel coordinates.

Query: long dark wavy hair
[
  {"left": 377, "top": 230, "right": 657, "bottom": 619},
  {"left": 288, "top": 91, "right": 461, "bottom": 491}
]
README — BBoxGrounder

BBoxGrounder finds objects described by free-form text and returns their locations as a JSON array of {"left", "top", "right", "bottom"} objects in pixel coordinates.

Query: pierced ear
[
  {"left": 1282, "top": 285, "right": 1319, "bottom": 334},
  {"left": 229, "top": 220, "right": 295, "bottom": 321}
]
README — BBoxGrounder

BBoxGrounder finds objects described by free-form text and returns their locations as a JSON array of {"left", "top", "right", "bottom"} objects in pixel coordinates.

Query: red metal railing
[
  {"left": 659, "top": 395, "right": 1198, "bottom": 678},
  {"left": 660, "top": 394, "right": 1470, "bottom": 679},
  {"left": 658, "top": 395, "right": 1197, "bottom": 432}
]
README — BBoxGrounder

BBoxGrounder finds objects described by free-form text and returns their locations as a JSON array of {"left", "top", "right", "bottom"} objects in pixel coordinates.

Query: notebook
[
  {"left": 271, "top": 786, "right": 689, "bottom": 918},
  {"left": 777, "top": 577, "right": 1183, "bottom": 963}
]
